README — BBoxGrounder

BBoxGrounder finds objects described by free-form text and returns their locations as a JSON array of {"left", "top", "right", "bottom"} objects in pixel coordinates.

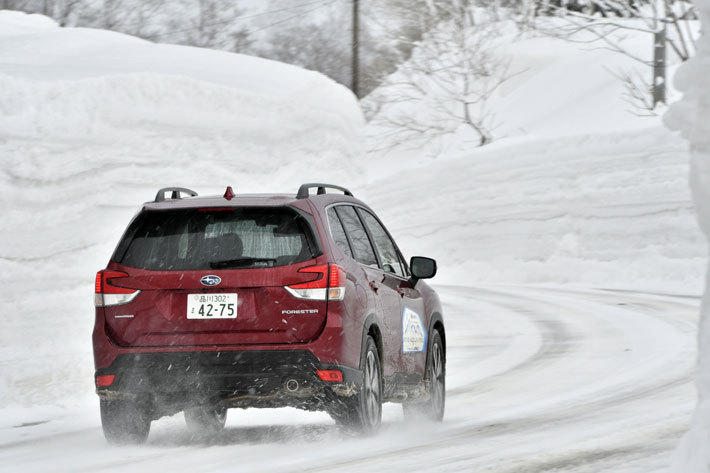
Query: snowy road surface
[{"left": 0, "top": 285, "right": 697, "bottom": 473}]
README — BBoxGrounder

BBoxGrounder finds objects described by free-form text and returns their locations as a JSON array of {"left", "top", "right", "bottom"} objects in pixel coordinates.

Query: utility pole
[
  {"left": 352, "top": 0, "right": 360, "bottom": 99},
  {"left": 652, "top": 24, "right": 667, "bottom": 107},
  {"left": 652, "top": 0, "right": 667, "bottom": 107}
]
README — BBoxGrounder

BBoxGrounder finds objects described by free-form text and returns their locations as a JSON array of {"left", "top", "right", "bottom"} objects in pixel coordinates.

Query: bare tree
[
  {"left": 15, "top": 0, "right": 84, "bottom": 25},
  {"left": 0, "top": 0, "right": 33, "bottom": 10},
  {"left": 69, "top": 1, "right": 167, "bottom": 41},
  {"left": 364, "top": 0, "right": 464, "bottom": 65},
  {"left": 100, "top": 0, "right": 121, "bottom": 29},
  {"left": 194, "top": 0, "right": 219, "bottom": 47},
  {"left": 365, "top": 3, "right": 515, "bottom": 152},
  {"left": 0, "top": 0, "right": 60, "bottom": 15},
  {"left": 126, "top": 1, "right": 167, "bottom": 40},
  {"left": 261, "top": 7, "right": 351, "bottom": 86},
  {"left": 259, "top": 2, "right": 405, "bottom": 94},
  {"left": 355, "top": 0, "right": 458, "bottom": 94},
  {"left": 229, "top": 28, "right": 252, "bottom": 54},
  {"left": 519, "top": 0, "right": 540, "bottom": 29},
  {"left": 155, "top": 0, "right": 251, "bottom": 52},
  {"left": 606, "top": 67, "right": 657, "bottom": 115},
  {"left": 536, "top": 0, "right": 697, "bottom": 110}
]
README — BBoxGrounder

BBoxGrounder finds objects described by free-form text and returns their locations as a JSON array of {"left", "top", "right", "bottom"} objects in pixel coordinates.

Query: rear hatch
[{"left": 100, "top": 206, "right": 330, "bottom": 347}]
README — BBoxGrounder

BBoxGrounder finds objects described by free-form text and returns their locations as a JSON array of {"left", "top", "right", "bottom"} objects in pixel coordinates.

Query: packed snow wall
[
  {"left": 0, "top": 10, "right": 365, "bottom": 407},
  {"left": 365, "top": 18, "right": 706, "bottom": 294},
  {"left": 664, "top": 1, "right": 710, "bottom": 470}
]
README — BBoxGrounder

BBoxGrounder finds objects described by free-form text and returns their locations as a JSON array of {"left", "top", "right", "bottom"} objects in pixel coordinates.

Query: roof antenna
[{"left": 224, "top": 186, "right": 235, "bottom": 200}]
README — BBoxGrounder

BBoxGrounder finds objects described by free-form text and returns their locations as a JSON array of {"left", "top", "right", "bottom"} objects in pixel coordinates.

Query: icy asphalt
[{"left": 0, "top": 285, "right": 697, "bottom": 473}]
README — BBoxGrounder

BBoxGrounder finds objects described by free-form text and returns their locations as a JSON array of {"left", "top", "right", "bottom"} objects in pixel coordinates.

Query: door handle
[
  {"left": 369, "top": 281, "right": 379, "bottom": 293},
  {"left": 397, "top": 287, "right": 405, "bottom": 298}
]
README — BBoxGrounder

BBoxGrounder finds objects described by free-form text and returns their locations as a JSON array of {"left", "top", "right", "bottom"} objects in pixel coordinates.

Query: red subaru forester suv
[{"left": 93, "top": 184, "right": 444, "bottom": 443}]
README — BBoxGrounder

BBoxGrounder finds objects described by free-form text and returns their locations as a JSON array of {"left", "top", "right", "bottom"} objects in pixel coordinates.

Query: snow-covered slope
[
  {"left": 368, "top": 128, "right": 705, "bottom": 293},
  {"left": 0, "top": 10, "right": 364, "bottom": 407},
  {"left": 364, "top": 19, "right": 706, "bottom": 295}
]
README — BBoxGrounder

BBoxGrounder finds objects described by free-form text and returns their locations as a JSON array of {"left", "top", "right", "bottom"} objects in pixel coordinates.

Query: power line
[
  {"left": 248, "top": 0, "right": 336, "bottom": 35},
  {"left": 230, "top": 0, "right": 329, "bottom": 24},
  {"left": 152, "top": 0, "right": 332, "bottom": 40}
]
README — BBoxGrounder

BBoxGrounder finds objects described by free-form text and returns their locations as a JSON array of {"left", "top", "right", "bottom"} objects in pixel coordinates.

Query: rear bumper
[
  {"left": 93, "top": 300, "right": 362, "bottom": 373},
  {"left": 95, "top": 350, "right": 362, "bottom": 415}
]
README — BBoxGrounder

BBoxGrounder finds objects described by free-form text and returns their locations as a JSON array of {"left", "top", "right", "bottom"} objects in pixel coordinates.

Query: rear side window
[
  {"left": 336, "top": 206, "right": 378, "bottom": 267},
  {"left": 358, "top": 209, "right": 406, "bottom": 277},
  {"left": 113, "top": 207, "right": 320, "bottom": 270},
  {"left": 327, "top": 207, "right": 353, "bottom": 258}
]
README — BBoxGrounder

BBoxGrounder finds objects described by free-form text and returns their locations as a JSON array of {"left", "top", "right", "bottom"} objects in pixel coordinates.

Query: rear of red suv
[{"left": 93, "top": 185, "right": 443, "bottom": 444}]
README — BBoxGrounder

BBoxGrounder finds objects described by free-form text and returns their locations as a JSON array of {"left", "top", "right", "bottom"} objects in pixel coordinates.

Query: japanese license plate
[{"left": 187, "top": 293, "right": 237, "bottom": 319}]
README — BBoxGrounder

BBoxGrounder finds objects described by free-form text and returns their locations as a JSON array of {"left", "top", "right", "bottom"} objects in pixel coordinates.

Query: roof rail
[
  {"left": 296, "top": 183, "right": 353, "bottom": 200},
  {"left": 154, "top": 187, "right": 198, "bottom": 202}
]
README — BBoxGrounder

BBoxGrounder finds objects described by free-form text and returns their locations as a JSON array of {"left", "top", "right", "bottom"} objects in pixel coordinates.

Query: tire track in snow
[
  {"left": 279, "top": 285, "right": 697, "bottom": 473},
  {"left": 0, "top": 286, "right": 697, "bottom": 473}
]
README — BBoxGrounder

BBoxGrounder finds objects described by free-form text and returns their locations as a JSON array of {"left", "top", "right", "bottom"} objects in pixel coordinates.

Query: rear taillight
[
  {"left": 285, "top": 264, "right": 346, "bottom": 301},
  {"left": 94, "top": 270, "right": 140, "bottom": 307}
]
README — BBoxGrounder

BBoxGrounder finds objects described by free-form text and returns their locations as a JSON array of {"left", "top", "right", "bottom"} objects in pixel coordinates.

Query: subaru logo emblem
[{"left": 200, "top": 275, "right": 221, "bottom": 286}]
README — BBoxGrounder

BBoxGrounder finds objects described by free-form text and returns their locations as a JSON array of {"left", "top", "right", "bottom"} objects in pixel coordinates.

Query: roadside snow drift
[
  {"left": 0, "top": 10, "right": 364, "bottom": 407},
  {"left": 365, "top": 19, "right": 706, "bottom": 295},
  {"left": 664, "top": 2, "right": 710, "bottom": 471}
]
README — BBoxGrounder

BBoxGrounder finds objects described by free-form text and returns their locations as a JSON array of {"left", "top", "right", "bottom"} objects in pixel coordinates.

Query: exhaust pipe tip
[{"left": 285, "top": 378, "right": 299, "bottom": 393}]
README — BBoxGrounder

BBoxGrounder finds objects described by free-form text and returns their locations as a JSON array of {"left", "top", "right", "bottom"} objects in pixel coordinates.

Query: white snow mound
[
  {"left": 364, "top": 19, "right": 705, "bottom": 294},
  {"left": 0, "top": 11, "right": 364, "bottom": 407}
]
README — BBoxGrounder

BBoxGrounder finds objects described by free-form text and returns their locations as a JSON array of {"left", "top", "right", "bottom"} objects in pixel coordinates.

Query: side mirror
[{"left": 409, "top": 256, "right": 437, "bottom": 286}]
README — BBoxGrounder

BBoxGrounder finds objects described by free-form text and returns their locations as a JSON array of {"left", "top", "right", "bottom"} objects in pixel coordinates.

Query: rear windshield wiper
[{"left": 209, "top": 257, "right": 277, "bottom": 269}]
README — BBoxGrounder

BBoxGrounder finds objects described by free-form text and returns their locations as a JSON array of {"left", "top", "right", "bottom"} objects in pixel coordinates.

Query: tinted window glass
[
  {"left": 327, "top": 207, "right": 353, "bottom": 258},
  {"left": 359, "top": 209, "right": 405, "bottom": 277},
  {"left": 336, "top": 206, "right": 378, "bottom": 267},
  {"left": 114, "top": 207, "right": 319, "bottom": 270}
]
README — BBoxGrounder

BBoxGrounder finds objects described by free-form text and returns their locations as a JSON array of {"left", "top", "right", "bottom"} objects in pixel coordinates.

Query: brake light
[
  {"left": 94, "top": 270, "right": 140, "bottom": 307},
  {"left": 284, "top": 264, "right": 346, "bottom": 301}
]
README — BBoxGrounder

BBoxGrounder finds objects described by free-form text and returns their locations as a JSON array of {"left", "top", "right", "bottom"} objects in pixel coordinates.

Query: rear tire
[
  {"left": 100, "top": 399, "right": 151, "bottom": 445},
  {"left": 403, "top": 329, "right": 445, "bottom": 422},
  {"left": 184, "top": 405, "right": 227, "bottom": 434},
  {"left": 329, "top": 336, "right": 382, "bottom": 434}
]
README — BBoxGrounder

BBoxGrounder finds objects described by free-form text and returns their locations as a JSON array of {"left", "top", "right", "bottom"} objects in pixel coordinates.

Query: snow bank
[
  {"left": 0, "top": 11, "right": 364, "bottom": 407},
  {"left": 664, "top": 2, "right": 710, "bottom": 470},
  {"left": 0, "top": 9, "right": 56, "bottom": 32},
  {"left": 364, "top": 19, "right": 705, "bottom": 294},
  {"left": 367, "top": 127, "right": 705, "bottom": 294}
]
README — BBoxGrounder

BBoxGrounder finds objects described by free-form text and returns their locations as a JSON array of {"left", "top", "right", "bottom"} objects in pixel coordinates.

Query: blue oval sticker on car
[{"left": 200, "top": 275, "right": 221, "bottom": 286}]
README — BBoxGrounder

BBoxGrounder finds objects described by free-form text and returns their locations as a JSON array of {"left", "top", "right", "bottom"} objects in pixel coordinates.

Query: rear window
[{"left": 113, "top": 207, "right": 321, "bottom": 270}]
